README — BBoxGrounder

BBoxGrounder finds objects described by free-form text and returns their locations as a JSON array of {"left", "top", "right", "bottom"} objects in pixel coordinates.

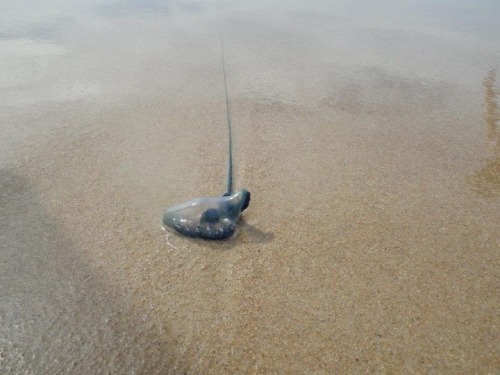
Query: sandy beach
[{"left": 1, "top": 0, "right": 499, "bottom": 373}]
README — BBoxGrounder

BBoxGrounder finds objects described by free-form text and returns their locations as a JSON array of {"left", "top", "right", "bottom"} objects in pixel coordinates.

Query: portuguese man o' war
[
  {"left": 163, "top": 189, "right": 250, "bottom": 240},
  {"left": 162, "top": 2, "right": 250, "bottom": 240}
]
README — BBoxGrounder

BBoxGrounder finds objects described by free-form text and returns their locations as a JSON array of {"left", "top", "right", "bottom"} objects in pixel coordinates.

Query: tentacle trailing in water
[{"left": 162, "top": 2, "right": 251, "bottom": 240}]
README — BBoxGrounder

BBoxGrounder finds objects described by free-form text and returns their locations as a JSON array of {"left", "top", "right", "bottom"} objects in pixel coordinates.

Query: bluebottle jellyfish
[
  {"left": 162, "top": 3, "right": 250, "bottom": 240},
  {"left": 163, "top": 189, "right": 250, "bottom": 240}
]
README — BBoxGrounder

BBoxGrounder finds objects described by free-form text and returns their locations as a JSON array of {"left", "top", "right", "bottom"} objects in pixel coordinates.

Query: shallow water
[{"left": 1, "top": 0, "right": 499, "bottom": 373}]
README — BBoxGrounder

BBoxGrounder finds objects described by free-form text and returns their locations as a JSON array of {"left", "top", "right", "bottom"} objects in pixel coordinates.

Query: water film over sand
[{"left": 1, "top": 0, "right": 499, "bottom": 373}]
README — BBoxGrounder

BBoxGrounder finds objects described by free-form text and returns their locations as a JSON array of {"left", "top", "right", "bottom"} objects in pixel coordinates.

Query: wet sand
[{"left": 1, "top": 0, "right": 499, "bottom": 373}]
